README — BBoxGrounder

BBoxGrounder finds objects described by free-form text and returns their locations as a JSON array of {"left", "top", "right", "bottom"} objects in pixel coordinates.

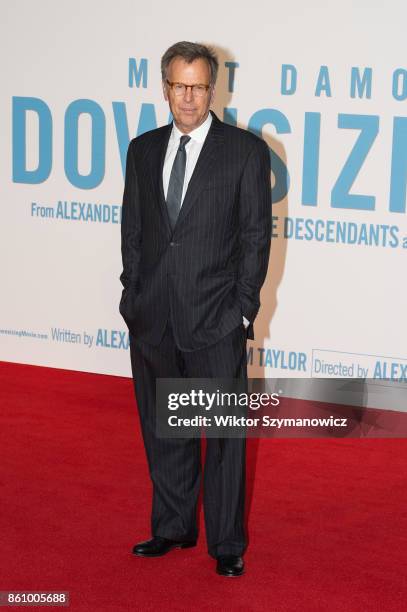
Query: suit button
[{"left": 169, "top": 241, "right": 180, "bottom": 247}]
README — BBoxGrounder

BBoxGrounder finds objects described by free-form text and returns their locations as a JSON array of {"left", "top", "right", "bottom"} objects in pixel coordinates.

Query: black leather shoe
[
  {"left": 132, "top": 536, "right": 196, "bottom": 557},
  {"left": 216, "top": 555, "right": 245, "bottom": 577}
]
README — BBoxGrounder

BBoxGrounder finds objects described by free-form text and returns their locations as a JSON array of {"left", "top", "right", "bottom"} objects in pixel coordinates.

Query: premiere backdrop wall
[{"left": 1, "top": 0, "right": 406, "bottom": 381}]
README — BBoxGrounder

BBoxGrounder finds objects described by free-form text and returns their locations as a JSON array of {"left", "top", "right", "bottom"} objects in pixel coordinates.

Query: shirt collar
[{"left": 171, "top": 112, "right": 213, "bottom": 144}]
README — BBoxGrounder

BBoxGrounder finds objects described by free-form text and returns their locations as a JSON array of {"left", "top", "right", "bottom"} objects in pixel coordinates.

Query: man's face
[{"left": 163, "top": 57, "right": 214, "bottom": 133}]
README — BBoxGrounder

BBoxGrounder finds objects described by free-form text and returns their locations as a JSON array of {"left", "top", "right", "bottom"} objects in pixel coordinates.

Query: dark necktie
[{"left": 166, "top": 135, "right": 191, "bottom": 230}]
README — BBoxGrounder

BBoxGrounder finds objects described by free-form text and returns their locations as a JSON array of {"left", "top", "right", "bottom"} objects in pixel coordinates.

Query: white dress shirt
[
  {"left": 163, "top": 112, "right": 250, "bottom": 330},
  {"left": 163, "top": 112, "right": 212, "bottom": 204}
]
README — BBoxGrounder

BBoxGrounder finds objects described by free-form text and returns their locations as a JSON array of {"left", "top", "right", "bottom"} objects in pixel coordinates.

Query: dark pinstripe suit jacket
[{"left": 119, "top": 111, "right": 271, "bottom": 351}]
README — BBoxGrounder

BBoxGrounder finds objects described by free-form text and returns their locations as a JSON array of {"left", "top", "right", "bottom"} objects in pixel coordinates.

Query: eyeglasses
[{"left": 166, "top": 80, "right": 211, "bottom": 97}]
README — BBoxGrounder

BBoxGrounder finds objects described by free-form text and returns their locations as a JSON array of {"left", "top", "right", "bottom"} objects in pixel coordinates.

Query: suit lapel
[
  {"left": 174, "top": 112, "right": 224, "bottom": 232},
  {"left": 149, "top": 123, "right": 172, "bottom": 238}
]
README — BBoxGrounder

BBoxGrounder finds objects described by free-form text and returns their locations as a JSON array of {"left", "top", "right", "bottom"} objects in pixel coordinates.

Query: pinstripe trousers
[{"left": 129, "top": 320, "right": 248, "bottom": 558}]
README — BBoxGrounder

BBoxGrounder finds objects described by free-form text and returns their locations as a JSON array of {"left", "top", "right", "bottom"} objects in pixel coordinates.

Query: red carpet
[{"left": 1, "top": 361, "right": 406, "bottom": 611}]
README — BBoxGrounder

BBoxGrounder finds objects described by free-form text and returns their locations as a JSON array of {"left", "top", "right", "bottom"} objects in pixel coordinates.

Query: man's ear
[
  {"left": 162, "top": 80, "right": 169, "bottom": 101},
  {"left": 210, "top": 86, "right": 215, "bottom": 104}
]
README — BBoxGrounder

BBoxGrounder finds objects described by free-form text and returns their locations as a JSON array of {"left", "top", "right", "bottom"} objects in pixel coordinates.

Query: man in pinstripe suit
[{"left": 119, "top": 41, "right": 271, "bottom": 577}]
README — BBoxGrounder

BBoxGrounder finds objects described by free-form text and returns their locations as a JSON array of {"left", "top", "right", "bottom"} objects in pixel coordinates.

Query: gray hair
[{"left": 161, "top": 41, "right": 219, "bottom": 86}]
